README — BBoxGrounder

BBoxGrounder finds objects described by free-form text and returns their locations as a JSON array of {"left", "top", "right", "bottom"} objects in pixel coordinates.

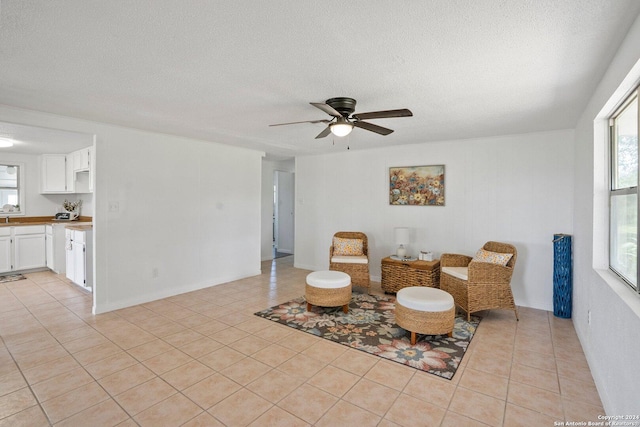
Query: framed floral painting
[{"left": 389, "top": 165, "right": 445, "bottom": 206}]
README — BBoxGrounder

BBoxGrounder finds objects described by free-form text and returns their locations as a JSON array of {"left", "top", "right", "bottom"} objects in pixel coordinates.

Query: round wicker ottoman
[
  {"left": 305, "top": 271, "right": 352, "bottom": 314},
  {"left": 395, "top": 287, "right": 455, "bottom": 345}
]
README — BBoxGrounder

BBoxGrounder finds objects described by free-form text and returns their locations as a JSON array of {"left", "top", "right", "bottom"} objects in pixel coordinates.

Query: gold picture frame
[{"left": 389, "top": 165, "right": 445, "bottom": 206}]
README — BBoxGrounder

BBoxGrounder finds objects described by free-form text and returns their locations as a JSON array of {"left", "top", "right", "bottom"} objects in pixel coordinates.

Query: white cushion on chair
[
  {"left": 396, "top": 287, "right": 454, "bottom": 312},
  {"left": 330, "top": 255, "right": 369, "bottom": 264},
  {"left": 306, "top": 270, "right": 351, "bottom": 288},
  {"left": 441, "top": 266, "right": 468, "bottom": 281}
]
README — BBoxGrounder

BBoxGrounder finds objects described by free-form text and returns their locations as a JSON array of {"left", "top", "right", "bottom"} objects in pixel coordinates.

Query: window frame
[
  {"left": 609, "top": 86, "right": 640, "bottom": 294},
  {"left": 0, "top": 162, "right": 25, "bottom": 217}
]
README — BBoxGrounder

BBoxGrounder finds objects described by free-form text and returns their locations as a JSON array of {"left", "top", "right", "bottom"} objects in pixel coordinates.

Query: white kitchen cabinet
[
  {"left": 40, "top": 154, "right": 75, "bottom": 193},
  {"left": 45, "top": 226, "right": 53, "bottom": 270},
  {"left": 40, "top": 154, "right": 70, "bottom": 193},
  {"left": 14, "top": 226, "right": 46, "bottom": 271},
  {"left": 72, "top": 147, "right": 91, "bottom": 172},
  {"left": 0, "top": 229, "right": 12, "bottom": 274},
  {"left": 41, "top": 146, "right": 93, "bottom": 194},
  {"left": 66, "top": 154, "right": 75, "bottom": 192},
  {"left": 72, "top": 240, "right": 85, "bottom": 286},
  {"left": 0, "top": 226, "right": 46, "bottom": 273},
  {"left": 65, "top": 229, "right": 74, "bottom": 282},
  {"left": 66, "top": 227, "right": 92, "bottom": 290},
  {"left": 46, "top": 224, "right": 66, "bottom": 274},
  {"left": 73, "top": 146, "right": 93, "bottom": 193}
]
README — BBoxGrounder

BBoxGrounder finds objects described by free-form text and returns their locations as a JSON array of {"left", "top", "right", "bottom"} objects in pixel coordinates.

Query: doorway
[{"left": 273, "top": 170, "right": 294, "bottom": 258}]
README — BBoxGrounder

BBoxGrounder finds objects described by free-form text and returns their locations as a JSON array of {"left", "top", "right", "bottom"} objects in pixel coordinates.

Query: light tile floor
[{"left": 0, "top": 256, "right": 605, "bottom": 426}]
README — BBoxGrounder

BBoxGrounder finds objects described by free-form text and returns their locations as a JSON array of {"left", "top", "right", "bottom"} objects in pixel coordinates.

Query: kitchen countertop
[
  {"left": 0, "top": 216, "right": 93, "bottom": 227},
  {"left": 65, "top": 224, "right": 93, "bottom": 231}
]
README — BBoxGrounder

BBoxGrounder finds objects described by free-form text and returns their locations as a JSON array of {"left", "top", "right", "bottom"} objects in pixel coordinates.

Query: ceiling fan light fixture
[
  {"left": 270, "top": 97, "right": 412, "bottom": 139},
  {"left": 330, "top": 122, "right": 353, "bottom": 137},
  {"left": 0, "top": 138, "right": 15, "bottom": 148}
]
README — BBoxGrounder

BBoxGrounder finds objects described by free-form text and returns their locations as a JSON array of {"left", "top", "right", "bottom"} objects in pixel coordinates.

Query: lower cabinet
[
  {"left": 0, "top": 226, "right": 46, "bottom": 274},
  {"left": 0, "top": 231, "right": 12, "bottom": 273},
  {"left": 45, "top": 224, "right": 67, "bottom": 274},
  {"left": 65, "top": 228, "right": 92, "bottom": 290},
  {"left": 46, "top": 226, "right": 54, "bottom": 270},
  {"left": 65, "top": 229, "right": 74, "bottom": 282},
  {"left": 14, "top": 233, "right": 46, "bottom": 271}
]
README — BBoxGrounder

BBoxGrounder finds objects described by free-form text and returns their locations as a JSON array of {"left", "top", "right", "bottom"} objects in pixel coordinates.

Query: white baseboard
[{"left": 92, "top": 270, "right": 261, "bottom": 314}]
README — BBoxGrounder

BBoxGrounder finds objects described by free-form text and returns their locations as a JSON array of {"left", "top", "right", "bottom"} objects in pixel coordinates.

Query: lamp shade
[
  {"left": 394, "top": 227, "right": 410, "bottom": 245},
  {"left": 330, "top": 122, "right": 353, "bottom": 137}
]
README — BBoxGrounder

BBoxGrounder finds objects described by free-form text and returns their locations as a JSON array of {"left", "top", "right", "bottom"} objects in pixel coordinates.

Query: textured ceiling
[
  {"left": 1, "top": 1, "right": 639, "bottom": 159},
  {"left": 0, "top": 121, "right": 93, "bottom": 155}
]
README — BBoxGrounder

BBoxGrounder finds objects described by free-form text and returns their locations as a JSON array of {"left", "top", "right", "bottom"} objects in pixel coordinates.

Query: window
[
  {"left": 610, "top": 87, "right": 639, "bottom": 292},
  {"left": 0, "top": 164, "right": 23, "bottom": 214}
]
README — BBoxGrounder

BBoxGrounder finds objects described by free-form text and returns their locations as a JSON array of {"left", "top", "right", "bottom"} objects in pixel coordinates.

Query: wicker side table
[{"left": 381, "top": 256, "right": 440, "bottom": 293}]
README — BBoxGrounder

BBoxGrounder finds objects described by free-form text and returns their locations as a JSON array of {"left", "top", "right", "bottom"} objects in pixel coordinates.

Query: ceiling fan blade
[
  {"left": 269, "top": 119, "right": 330, "bottom": 127},
  {"left": 315, "top": 125, "right": 332, "bottom": 139},
  {"left": 310, "top": 102, "right": 342, "bottom": 118},
  {"left": 353, "top": 121, "right": 394, "bottom": 135},
  {"left": 352, "top": 109, "right": 413, "bottom": 120}
]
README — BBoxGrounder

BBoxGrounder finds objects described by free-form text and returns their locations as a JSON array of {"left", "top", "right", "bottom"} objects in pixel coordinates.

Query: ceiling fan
[{"left": 270, "top": 97, "right": 413, "bottom": 139}]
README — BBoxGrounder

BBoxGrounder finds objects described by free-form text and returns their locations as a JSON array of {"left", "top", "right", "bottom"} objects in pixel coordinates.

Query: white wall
[
  {"left": 0, "top": 105, "right": 264, "bottom": 314},
  {"left": 572, "top": 15, "right": 640, "bottom": 414},
  {"left": 295, "top": 129, "right": 574, "bottom": 311},
  {"left": 0, "top": 152, "right": 94, "bottom": 217},
  {"left": 260, "top": 158, "right": 294, "bottom": 260}
]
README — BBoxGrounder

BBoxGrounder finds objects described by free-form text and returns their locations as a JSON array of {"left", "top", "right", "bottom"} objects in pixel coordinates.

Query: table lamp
[{"left": 395, "top": 227, "right": 410, "bottom": 258}]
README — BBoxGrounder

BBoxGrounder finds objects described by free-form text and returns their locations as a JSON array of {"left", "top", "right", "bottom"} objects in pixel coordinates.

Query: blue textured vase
[{"left": 553, "top": 234, "right": 572, "bottom": 318}]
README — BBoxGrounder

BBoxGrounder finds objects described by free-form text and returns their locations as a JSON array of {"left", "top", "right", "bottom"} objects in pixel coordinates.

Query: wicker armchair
[
  {"left": 440, "top": 241, "right": 518, "bottom": 321},
  {"left": 329, "top": 231, "right": 370, "bottom": 292}
]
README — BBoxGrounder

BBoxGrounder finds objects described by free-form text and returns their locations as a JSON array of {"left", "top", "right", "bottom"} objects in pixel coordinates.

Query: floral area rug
[
  {"left": 254, "top": 293, "right": 480, "bottom": 380},
  {"left": 0, "top": 274, "right": 26, "bottom": 283}
]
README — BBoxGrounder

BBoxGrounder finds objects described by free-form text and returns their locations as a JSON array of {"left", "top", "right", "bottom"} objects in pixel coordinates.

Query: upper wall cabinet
[
  {"left": 71, "top": 147, "right": 93, "bottom": 193},
  {"left": 40, "top": 146, "right": 93, "bottom": 194},
  {"left": 40, "top": 154, "right": 73, "bottom": 193},
  {"left": 71, "top": 147, "right": 90, "bottom": 172}
]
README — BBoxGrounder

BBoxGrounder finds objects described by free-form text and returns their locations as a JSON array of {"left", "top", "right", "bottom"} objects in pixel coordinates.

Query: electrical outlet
[
  {"left": 588, "top": 310, "right": 591, "bottom": 325},
  {"left": 152, "top": 267, "right": 158, "bottom": 278}
]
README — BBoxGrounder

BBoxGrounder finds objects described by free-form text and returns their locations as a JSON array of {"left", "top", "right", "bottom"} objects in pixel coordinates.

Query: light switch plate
[{"left": 108, "top": 201, "right": 119, "bottom": 212}]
